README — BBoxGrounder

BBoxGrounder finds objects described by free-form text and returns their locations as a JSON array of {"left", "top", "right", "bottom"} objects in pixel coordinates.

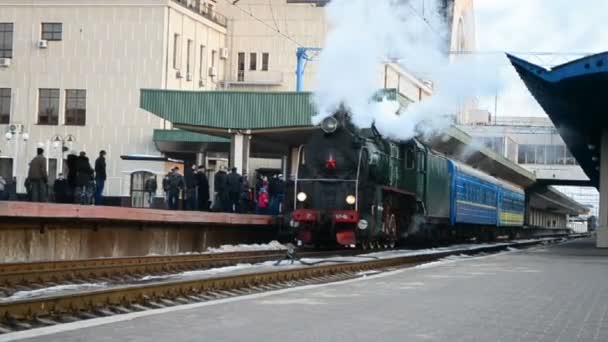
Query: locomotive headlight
[
  {"left": 321, "top": 116, "right": 338, "bottom": 134},
  {"left": 297, "top": 192, "right": 307, "bottom": 202},
  {"left": 345, "top": 195, "right": 356, "bottom": 205},
  {"left": 357, "top": 219, "right": 369, "bottom": 230}
]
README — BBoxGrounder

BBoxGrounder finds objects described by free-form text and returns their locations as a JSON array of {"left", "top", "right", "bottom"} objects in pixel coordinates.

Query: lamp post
[
  {"left": 5, "top": 128, "right": 29, "bottom": 181},
  {"left": 51, "top": 134, "right": 76, "bottom": 174}
]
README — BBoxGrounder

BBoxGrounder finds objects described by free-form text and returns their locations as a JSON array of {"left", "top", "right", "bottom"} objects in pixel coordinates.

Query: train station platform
[
  {"left": 10, "top": 237, "right": 608, "bottom": 342},
  {"left": 0, "top": 202, "right": 277, "bottom": 262},
  {"left": 0, "top": 201, "right": 273, "bottom": 226}
]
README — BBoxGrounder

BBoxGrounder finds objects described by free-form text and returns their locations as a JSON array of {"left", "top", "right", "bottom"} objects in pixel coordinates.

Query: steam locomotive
[{"left": 286, "top": 112, "right": 525, "bottom": 248}]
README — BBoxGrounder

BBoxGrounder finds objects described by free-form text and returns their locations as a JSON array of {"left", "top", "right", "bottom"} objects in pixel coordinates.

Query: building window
[
  {"left": 38, "top": 89, "right": 60, "bottom": 125},
  {"left": 0, "top": 88, "right": 10, "bottom": 124},
  {"left": 199, "top": 45, "right": 206, "bottom": 79},
  {"left": 41, "top": 23, "right": 62, "bottom": 41},
  {"left": 173, "top": 33, "right": 181, "bottom": 69},
  {"left": 250, "top": 53, "right": 257, "bottom": 71},
  {"left": 0, "top": 23, "right": 13, "bottom": 58},
  {"left": 262, "top": 52, "right": 269, "bottom": 71},
  {"left": 65, "top": 89, "right": 86, "bottom": 126},
  {"left": 131, "top": 171, "right": 156, "bottom": 208},
  {"left": 237, "top": 52, "right": 245, "bottom": 81},
  {"left": 186, "top": 39, "right": 193, "bottom": 76}
]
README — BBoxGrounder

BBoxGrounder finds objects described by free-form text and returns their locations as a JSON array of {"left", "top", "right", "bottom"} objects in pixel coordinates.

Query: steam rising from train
[{"left": 313, "top": 0, "right": 503, "bottom": 140}]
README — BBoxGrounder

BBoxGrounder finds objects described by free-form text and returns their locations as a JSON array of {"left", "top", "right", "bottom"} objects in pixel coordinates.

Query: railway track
[
  {"left": 0, "top": 237, "right": 571, "bottom": 333},
  {"left": 0, "top": 249, "right": 364, "bottom": 296}
]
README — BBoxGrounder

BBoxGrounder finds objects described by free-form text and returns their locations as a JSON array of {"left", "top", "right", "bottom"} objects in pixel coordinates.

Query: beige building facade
[{"left": 0, "top": 0, "right": 227, "bottom": 196}]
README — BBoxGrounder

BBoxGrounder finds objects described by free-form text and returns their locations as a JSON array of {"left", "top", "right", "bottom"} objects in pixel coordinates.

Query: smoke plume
[{"left": 313, "top": 0, "right": 502, "bottom": 141}]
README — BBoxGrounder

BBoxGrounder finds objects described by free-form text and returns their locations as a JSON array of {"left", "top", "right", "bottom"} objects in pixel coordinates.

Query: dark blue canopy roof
[{"left": 508, "top": 52, "right": 608, "bottom": 188}]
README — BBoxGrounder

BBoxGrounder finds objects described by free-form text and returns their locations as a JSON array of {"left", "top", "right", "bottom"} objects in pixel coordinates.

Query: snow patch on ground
[
  {"left": 0, "top": 283, "right": 108, "bottom": 302},
  {"left": 204, "top": 241, "right": 287, "bottom": 253}
]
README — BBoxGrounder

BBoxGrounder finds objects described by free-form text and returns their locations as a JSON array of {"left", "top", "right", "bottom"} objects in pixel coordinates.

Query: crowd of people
[
  {"left": 161, "top": 165, "right": 210, "bottom": 211},
  {"left": 12, "top": 148, "right": 108, "bottom": 205},
  {"left": 160, "top": 165, "right": 286, "bottom": 215},
  {"left": 0, "top": 150, "right": 287, "bottom": 217}
]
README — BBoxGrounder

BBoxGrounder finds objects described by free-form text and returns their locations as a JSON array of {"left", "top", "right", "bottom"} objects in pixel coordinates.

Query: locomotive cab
[
  {"left": 290, "top": 113, "right": 369, "bottom": 246},
  {"left": 289, "top": 112, "right": 427, "bottom": 248}
]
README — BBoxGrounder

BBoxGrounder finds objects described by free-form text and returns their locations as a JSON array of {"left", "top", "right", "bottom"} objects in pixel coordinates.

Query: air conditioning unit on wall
[
  {"left": 37, "top": 40, "right": 48, "bottom": 49},
  {"left": 219, "top": 48, "right": 228, "bottom": 60},
  {"left": 0, "top": 58, "right": 11, "bottom": 67},
  {"left": 208, "top": 67, "right": 217, "bottom": 77}
]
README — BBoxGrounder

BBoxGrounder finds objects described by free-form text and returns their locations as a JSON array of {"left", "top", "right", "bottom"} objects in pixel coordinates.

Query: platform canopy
[{"left": 508, "top": 52, "right": 608, "bottom": 188}]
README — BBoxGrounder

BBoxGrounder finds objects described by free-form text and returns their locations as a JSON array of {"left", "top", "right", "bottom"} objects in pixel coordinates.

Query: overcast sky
[{"left": 474, "top": 0, "right": 608, "bottom": 117}]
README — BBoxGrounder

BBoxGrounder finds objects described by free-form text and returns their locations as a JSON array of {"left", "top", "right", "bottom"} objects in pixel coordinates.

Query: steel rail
[
  {"left": 0, "top": 239, "right": 560, "bottom": 325},
  {"left": 0, "top": 249, "right": 365, "bottom": 289}
]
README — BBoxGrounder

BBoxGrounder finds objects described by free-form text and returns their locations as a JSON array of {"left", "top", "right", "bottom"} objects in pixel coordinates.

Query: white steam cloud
[{"left": 313, "top": 0, "right": 503, "bottom": 141}]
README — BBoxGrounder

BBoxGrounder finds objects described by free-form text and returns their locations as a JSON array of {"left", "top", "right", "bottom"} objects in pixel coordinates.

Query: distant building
[{"left": 460, "top": 115, "right": 599, "bottom": 216}]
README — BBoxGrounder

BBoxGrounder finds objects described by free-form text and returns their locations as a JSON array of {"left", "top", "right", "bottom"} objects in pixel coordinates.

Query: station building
[
  {"left": 0, "top": 0, "right": 476, "bottom": 203},
  {"left": 459, "top": 114, "right": 599, "bottom": 217},
  {"left": 0, "top": 0, "right": 228, "bottom": 198}
]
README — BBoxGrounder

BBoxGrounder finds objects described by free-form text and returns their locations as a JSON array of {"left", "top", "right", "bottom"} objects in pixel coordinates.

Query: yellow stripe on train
[{"left": 500, "top": 212, "right": 524, "bottom": 225}]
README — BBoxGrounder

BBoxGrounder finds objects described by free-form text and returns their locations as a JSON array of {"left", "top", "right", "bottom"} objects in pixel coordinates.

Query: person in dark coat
[
  {"left": 66, "top": 152, "right": 78, "bottom": 203},
  {"left": 167, "top": 167, "right": 184, "bottom": 210},
  {"left": 184, "top": 164, "right": 198, "bottom": 210},
  {"left": 195, "top": 166, "right": 210, "bottom": 211},
  {"left": 226, "top": 167, "right": 242, "bottom": 213},
  {"left": 27, "top": 148, "right": 48, "bottom": 202},
  {"left": 53, "top": 173, "right": 70, "bottom": 203},
  {"left": 94, "top": 150, "right": 107, "bottom": 205},
  {"left": 270, "top": 174, "right": 286, "bottom": 215},
  {"left": 240, "top": 172, "right": 252, "bottom": 213},
  {"left": 75, "top": 152, "right": 94, "bottom": 205},
  {"left": 213, "top": 166, "right": 228, "bottom": 212}
]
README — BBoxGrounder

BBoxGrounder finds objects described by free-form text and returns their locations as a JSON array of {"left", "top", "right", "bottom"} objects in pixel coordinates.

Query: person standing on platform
[
  {"left": 162, "top": 171, "right": 170, "bottom": 208},
  {"left": 256, "top": 187, "right": 270, "bottom": 215},
  {"left": 0, "top": 175, "right": 6, "bottom": 201},
  {"left": 94, "top": 150, "right": 107, "bottom": 205},
  {"left": 195, "top": 166, "right": 210, "bottom": 211},
  {"left": 226, "top": 167, "right": 242, "bottom": 213},
  {"left": 167, "top": 167, "right": 184, "bottom": 210},
  {"left": 27, "top": 148, "right": 48, "bottom": 202},
  {"left": 213, "top": 166, "right": 228, "bottom": 212},
  {"left": 184, "top": 164, "right": 198, "bottom": 210},
  {"left": 53, "top": 173, "right": 70, "bottom": 203},
  {"left": 75, "top": 151, "right": 94, "bottom": 205},
  {"left": 66, "top": 151, "right": 78, "bottom": 203},
  {"left": 268, "top": 174, "right": 286, "bottom": 215},
  {"left": 240, "top": 171, "right": 251, "bottom": 213}
]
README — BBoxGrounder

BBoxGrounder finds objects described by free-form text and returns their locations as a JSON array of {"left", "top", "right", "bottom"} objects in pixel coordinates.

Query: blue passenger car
[
  {"left": 448, "top": 161, "right": 525, "bottom": 228},
  {"left": 448, "top": 161, "right": 499, "bottom": 226}
]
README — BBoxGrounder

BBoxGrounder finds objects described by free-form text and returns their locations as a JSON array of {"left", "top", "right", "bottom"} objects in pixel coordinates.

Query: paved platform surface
[{"left": 10, "top": 237, "right": 608, "bottom": 342}]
